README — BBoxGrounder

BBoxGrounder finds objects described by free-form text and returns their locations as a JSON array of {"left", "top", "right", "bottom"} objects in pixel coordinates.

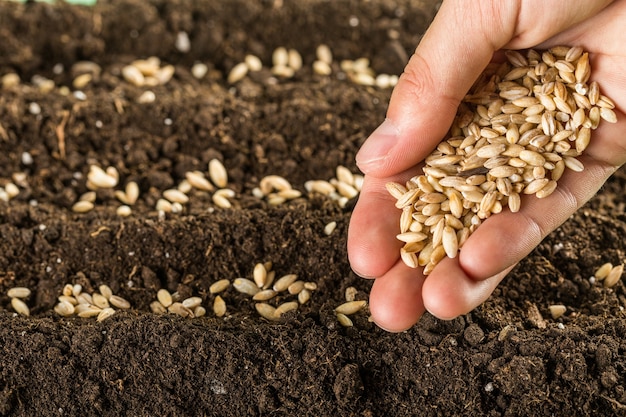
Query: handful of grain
[{"left": 387, "top": 47, "right": 617, "bottom": 275}]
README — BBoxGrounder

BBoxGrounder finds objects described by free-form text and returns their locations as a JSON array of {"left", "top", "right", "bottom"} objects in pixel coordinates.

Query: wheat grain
[{"left": 386, "top": 47, "right": 614, "bottom": 273}]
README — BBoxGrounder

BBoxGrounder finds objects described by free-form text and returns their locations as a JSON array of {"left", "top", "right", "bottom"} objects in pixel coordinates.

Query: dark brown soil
[{"left": 1, "top": 1, "right": 626, "bottom": 416}]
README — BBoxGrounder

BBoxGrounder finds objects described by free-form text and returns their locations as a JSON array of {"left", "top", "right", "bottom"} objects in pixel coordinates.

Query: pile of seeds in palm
[{"left": 386, "top": 46, "right": 617, "bottom": 274}]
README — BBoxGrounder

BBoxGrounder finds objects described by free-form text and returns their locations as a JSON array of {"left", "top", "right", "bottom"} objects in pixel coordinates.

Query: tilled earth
[{"left": 1, "top": 1, "right": 625, "bottom": 416}]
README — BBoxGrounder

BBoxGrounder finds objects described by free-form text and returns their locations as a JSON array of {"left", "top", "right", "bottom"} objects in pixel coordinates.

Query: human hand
[{"left": 348, "top": 0, "right": 626, "bottom": 332}]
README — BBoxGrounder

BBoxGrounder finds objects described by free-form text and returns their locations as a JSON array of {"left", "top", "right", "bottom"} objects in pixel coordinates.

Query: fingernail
[{"left": 356, "top": 118, "right": 399, "bottom": 173}]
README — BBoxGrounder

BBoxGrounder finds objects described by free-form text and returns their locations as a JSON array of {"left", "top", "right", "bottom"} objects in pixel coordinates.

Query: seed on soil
[
  {"left": 287, "top": 280, "right": 305, "bottom": 295},
  {"left": 233, "top": 278, "right": 260, "bottom": 296},
  {"left": 253, "top": 263, "right": 267, "bottom": 288},
  {"left": 157, "top": 289, "right": 173, "bottom": 307},
  {"left": 97, "top": 307, "right": 116, "bottom": 322},
  {"left": 212, "top": 194, "right": 232, "bottom": 209},
  {"left": 169, "top": 302, "right": 193, "bottom": 318},
  {"left": 7, "top": 287, "right": 31, "bottom": 299},
  {"left": 274, "top": 301, "right": 298, "bottom": 317},
  {"left": 62, "top": 284, "right": 74, "bottom": 297},
  {"left": 122, "top": 65, "right": 144, "bottom": 86},
  {"left": 227, "top": 62, "right": 248, "bottom": 84},
  {"left": 72, "top": 200, "right": 94, "bottom": 213},
  {"left": 194, "top": 306, "right": 206, "bottom": 318},
  {"left": 209, "top": 279, "right": 230, "bottom": 294},
  {"left": 212, "top": 295, "right": 226, "bottom": 317},
  {"left": 255, "top": 303, "right": 278, "bottom": 321},
  {"left": 252, "top": 289, "right": 277, "bottom": 301},
  {"left": 604, "top": 264, "right": 624, "bottom": 288},
  {"left": 116, "top": 205, "right": 132, "bottom": 217},
  {"left": 313, "top": 60, "right": 332, "bottom": 76},
  {"left": 335, "top": 300, "right": 367, "bottom": 315},
  {"left": 191, "top": 62, "right": 208, "bottom": 79},
  {"left": 186, "top": 171, "right": 215, "bottom": 191},
  {"left": 345, "top": 287, "right": 358, "bottom": 302},
  {"left": 72, "top": 284, "right": 83, "bottom": 297},
  {"left": 594, "top": 262, "right": 613, "bottom": 280},
  {"left": 1, "top": 72, "right": 20, "bottom": 88},
  {"left": 182, "top": 296, "right": 202, "bottom": 309},
  {"left": 150, "top": 301, "right": 167, "bottom": 314},
  {"left": 109, "top": 295, "right": 131, "bottom": 309},
  {"left": 548, "top": 304, "right": 567, "bottom": 319},
  {"left": 163, "top": 189, "right": 189, "bottom": 204},
  {"left": 92, "top": 293, "right": 109, "bottom": 309},
  {"left": 298, "top": 289, "right": 311, "bottom": 304},
  {"left": 336, "top": 313, "right": 353, "bottom": 327},
  {"left": 99, "top": 284, "right": 113, "bottom": 299},
  {"left": 11, "top": 297, "right": 30, "bottom": 316},
  {"left": 54, "top": 300, "right": 75, "bottom": 317},
  {"left": 58, "top": 295, "right": 77, "bottom": 305},
  {"left": 273, "top": 274, "right": 298, "bottom": 292},
  {"left": 324, "top": 221, "right": 337, "bottom": 235},
  {"left": 244, "top": 54, "right": 263, "bottom": 72},
  {"left": 88, "top": 165, "right": 118, "bottom": 189},
  {"left": 208, "top": 159, "right": 228, "bottom": 188},
  {"left": 260, "top": 175, "right": 292, "bottom": 194},
  {"left": 77, "top": 305, "right": 102, "bottom": 318},
  {"left": 136, "top": 90, "right": 156, "bottom": 104}
]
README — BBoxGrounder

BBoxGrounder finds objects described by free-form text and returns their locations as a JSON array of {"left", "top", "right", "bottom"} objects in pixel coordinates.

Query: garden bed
[{"left": 1, "top": 1, "right": 625, "bottom": 415}]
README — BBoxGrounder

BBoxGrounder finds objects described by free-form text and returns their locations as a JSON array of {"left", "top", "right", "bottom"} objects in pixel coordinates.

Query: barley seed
[
  {"left": 324, "top": 221, "right": 337, "bottom": 236},
  {"left": 227, "top": 62, "right": 248, "bottom": 84},
  {"left": 163, "top": 189, "right": 189, "bottom": 204},
  {"left": 594, "top": 262, "right": 613, "bottom": 280},
  {"left": 345, "top": 287, "right": 358, "bottom": 302},
  {"left": 604, "top": 264, "right": 624, "bottom": 288},
  {"left": 209, "top": 279, "right": 230, "bottom": 294},
  {"left": 54, "top": 300, "right": 75, "bottom": 317},
  {"left": 116, "top": 205, "right": 132, "bottom": 217},
  {"left": 212, "top": 194, "right": 232, "bottom": 209},
  {"left": 336, "top": 313, "right": 353, "bottom": 327},
  {"left": 7, "top": 287, "right": 31, "bottom": 299},
  {"left": 157, "top": 289, "right": 173, "bottom": 307},
  {"left": 244, "top": 54, "right": 263, "bottom": 72},
  {"left": 274, "top": 301, "right": 298, "bottom": 317},
  {"left": 97, "top": 307, "right": 116, "bottom": 322},
  {"left": 548, "top": 304, "right": 567, "bottom": 319},
  {"left": 335, "top": 300, "right": 367, "bottom": 315},
  {"left": 233, "top": 278, "right": 260, "bottom": 296},
  {"left": 150, "top": 300, "right": 167, "bottom": 314},
  {"left": 11, "top": 298, "right": 30, "bottom": 316},
  {"left": 273, "top": 274, "right": 298, "bottom": 292},
  {"left": 253, "top": 263, "right": 267, "bottom": 288},
  {"left": 208, "top": 159, "right": 228, "bottom": 188},
  {"left": 78, "top": 305, "right": 102, "bottom": 318},
  {"left": 191, "top": 62, "right": 209, "bottom": 79},
  {"left": 109, "top": 295, "right": 130, "bottom": 309},
  {"left": 255, "top": 303, "right": 278, "bottom": 321},
  {"left": 169, "top": 302, "right": 193, "bottom": 318},
  {"left": 92, "top": 293, "right": 109, "bottom": 309},
  {"left": 252, "top": 289, "right": 277, "bottom": 301},
  {"left": 287, "top": 281, "right": 305, "bottom": 295},
  {"left": 122, "top": 65, "right": 144, "bottom": 86},
  {"left": 72, "top": 200, "right": 94, "bottom": 213}
]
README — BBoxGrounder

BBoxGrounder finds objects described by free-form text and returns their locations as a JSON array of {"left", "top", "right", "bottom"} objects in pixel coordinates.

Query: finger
[
  {"left": 422, "top": 259, "right": 515, "bottom": 320},
  {"left": 368, "top": 260, "right": 426, "bottom": 332},
  {"left": 348, "top": 169, "right": 420, "bottom": 278},
  {"left": 356, "top": 0, "right": 614, "bottom": 178}
]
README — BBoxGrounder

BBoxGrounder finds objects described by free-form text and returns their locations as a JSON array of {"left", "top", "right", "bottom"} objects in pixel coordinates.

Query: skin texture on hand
[{"left": 347, "top": 0, "right": 626, "bottom": 332}]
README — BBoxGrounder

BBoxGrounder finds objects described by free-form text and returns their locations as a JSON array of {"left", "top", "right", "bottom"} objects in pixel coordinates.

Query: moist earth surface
[{"left": 0, "top": 1, "right": 625, "bottom": 416}]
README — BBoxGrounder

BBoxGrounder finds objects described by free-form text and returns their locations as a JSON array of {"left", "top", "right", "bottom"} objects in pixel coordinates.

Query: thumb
[
  {"left": 355, "top": 0, "right": 612, "bottom": 178},
  {"left": 355, "top": 1, "right": 515, "bottom": 176}
]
